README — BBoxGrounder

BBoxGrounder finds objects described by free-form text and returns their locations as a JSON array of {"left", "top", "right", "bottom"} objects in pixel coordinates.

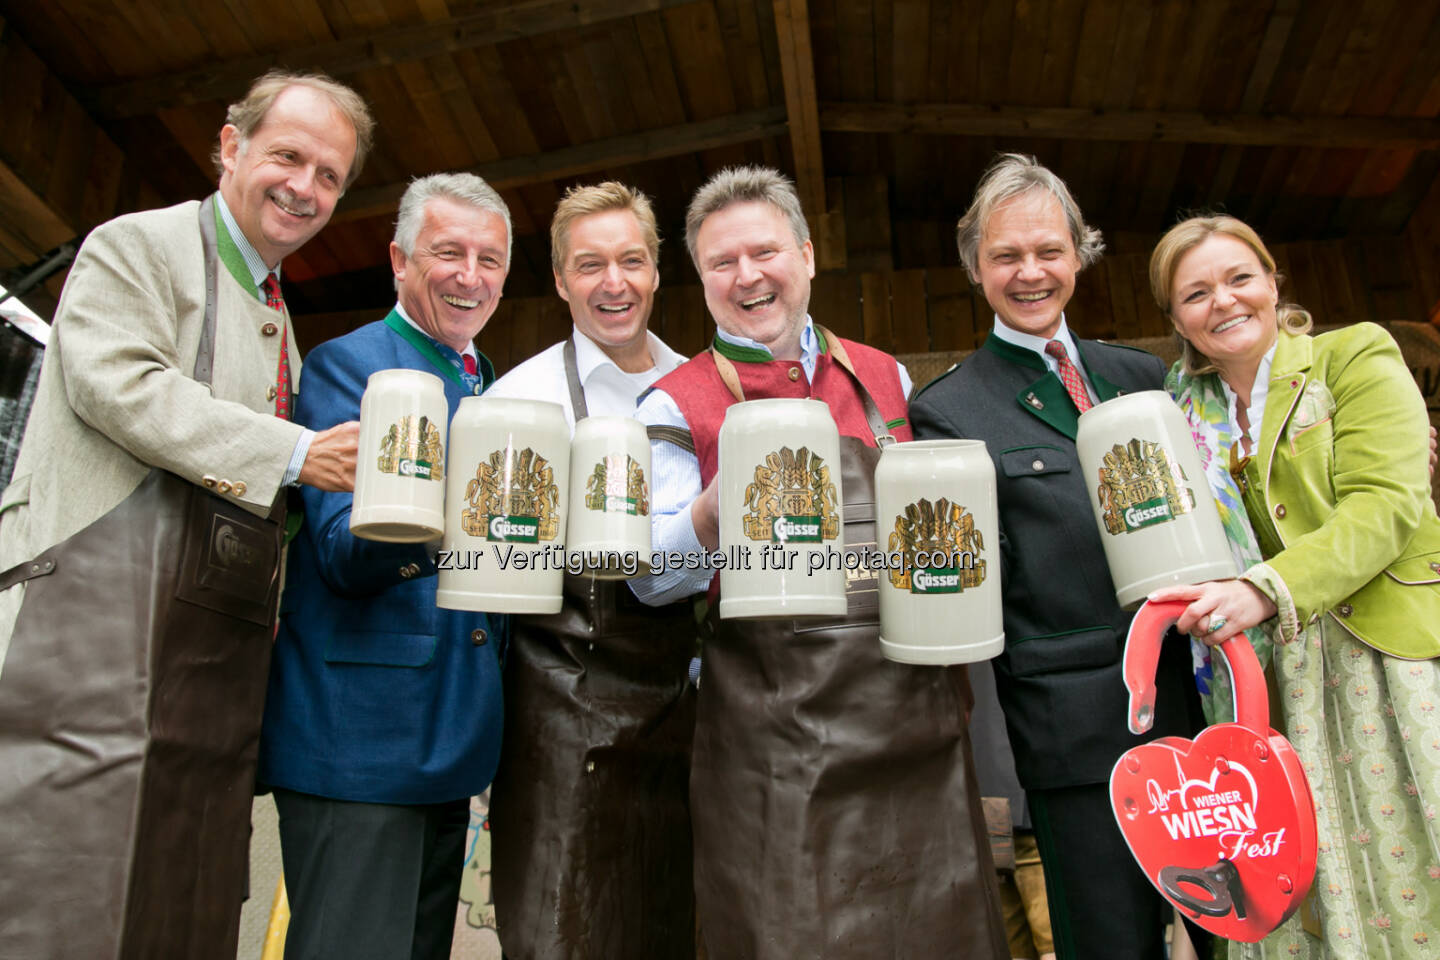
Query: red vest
[{"left": 654, "top": 333, "right": 913, "bottom": 487}]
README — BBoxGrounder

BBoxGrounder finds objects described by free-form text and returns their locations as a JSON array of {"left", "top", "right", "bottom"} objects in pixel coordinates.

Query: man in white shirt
[{"left": 483, "top": 182, "right": 699, "bottom": 960}]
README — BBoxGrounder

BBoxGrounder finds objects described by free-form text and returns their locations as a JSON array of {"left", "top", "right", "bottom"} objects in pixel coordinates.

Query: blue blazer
[{"left": 258, "top": 319, "right": 505, "bottom": 804}]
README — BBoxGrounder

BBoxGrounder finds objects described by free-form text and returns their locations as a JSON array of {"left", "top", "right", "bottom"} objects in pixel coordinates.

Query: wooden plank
[
  {"left": 333, "top": 107, "right": 787, "bottom": 223},
  {"left": 90, "top": 0, "right": 703, "bottom": 117},
  {"left": 890, "top": 269, "right": 929, "bottom": 354},
  {"left": 843, "top": 175, "right": 892, "bottom": 271},
  {"left": 816, "top": 101, "right": 1440, "bottom": 149},
  {"left": 665, "top": 2, "right": 737, "bottom": 121},
  {"left": 927, "top": 266, "right": 976, "bottom": 352},
  {"left": 1106, "top": 251, "right": 1141, "bottom": 340},
  {"left": 772, "top": 0, "right": 837, "bottom": 268},
  {"left": 811, "top": 273, "right": 860, "bottom": 341},
  {"left": 860, "top": 272, "right": 893, "bottom": 353},
  {"left": 1037, "top": 0, "right": 1087, "bottom": 106},
  {"left": 632, "top": 12, "right": 690, "bottom": 127},
  {"left": 1239, "top": 0, "right": 1300, "bottom": 112}
]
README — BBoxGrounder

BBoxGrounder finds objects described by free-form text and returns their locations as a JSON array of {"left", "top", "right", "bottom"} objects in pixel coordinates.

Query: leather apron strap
[{"left": 561, "top": 335, "right": 590, "bottom": 421}]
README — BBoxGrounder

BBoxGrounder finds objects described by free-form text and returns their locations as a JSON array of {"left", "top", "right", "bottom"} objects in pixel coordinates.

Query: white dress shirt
[
  {"left": 486, "top": 327, "right": 686, "bottom": 431},
  {"left": 632, "top": 318, "right": 911, "bottom": 605},
  {"left": 1219, "top": 342, "right": 1278, "bottom": 454},
  {"left": 989, "top": 314, "right": 1099, "bottom": 407}
]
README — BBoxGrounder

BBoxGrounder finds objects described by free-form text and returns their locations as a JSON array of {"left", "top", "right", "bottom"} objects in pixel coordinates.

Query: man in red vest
[{"left": 633, "top": 165, "right": 1006, "bottom": 960}]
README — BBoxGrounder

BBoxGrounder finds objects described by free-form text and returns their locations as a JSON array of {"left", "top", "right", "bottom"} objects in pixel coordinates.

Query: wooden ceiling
[{"left": 4, "top": 0, "right": 1440, "bottom": 343}]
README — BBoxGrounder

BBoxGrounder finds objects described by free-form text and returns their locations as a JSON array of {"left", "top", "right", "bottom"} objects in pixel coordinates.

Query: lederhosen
[
  {"left": 668, "top": 333, "right": 1008, "bottom": 960},
  {"left": 0, "top": 198, "right": 287, "bottom": 960},
  {"left": 489, "top": 338, "right": 699, "bottom": 960}
]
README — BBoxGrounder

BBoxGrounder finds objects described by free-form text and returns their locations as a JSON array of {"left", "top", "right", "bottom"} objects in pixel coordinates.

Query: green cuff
[{"left": 1242, "top": 562, "right": 1300, "bottom": 644}]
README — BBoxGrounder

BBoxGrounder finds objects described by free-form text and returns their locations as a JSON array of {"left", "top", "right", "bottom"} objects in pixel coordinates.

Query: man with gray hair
[
  {"left": 0, "top": 69, "right": 372, "bottom": 959},
  {"left": 257, "top": 171, "right": 511, "bottom": 960},
  {"left": 909, "top": 154, "right": 1208, "bottom": 959},
  {"left": 634, "top": 165, "right": 1007, "bottom": 959}
]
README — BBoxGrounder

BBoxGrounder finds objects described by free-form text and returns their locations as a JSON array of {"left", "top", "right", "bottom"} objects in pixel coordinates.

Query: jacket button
[
  {"left": 471, "top": 628, "right": 487, "bottom": 646},
  {"left": 1274, "top": 504, "right": 1287, "bottom": 519},
  {"left": 202, "top": 474, "right": 218, "bottom": 489},
  {"left": 217, "top": 480, "right": 232, "bottom": 494},
  {"left": 261, "top": 322, "right": 279, "bottom": 337},
  {"left": 233, "top": 481, "right": 247, "bottom": 497},
  {"left": 1336, "top": 603, "right": 1353, "bottom": 618},
  {"left": 1431, "top": 562, "right": 1440, "bottom": 574},
  {"left": 1031, "top": 459, "right": 1045, "bottom": 471},
  {"left": 266, "top": 385, "right": 278, "bottom": 401},
  {"left": 787, "top": 366, "right": 801, "bottom": 381}
]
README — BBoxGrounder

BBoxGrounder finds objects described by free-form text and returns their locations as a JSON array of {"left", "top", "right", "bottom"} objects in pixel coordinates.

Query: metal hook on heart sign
[{"left": 1121, "top": 598, "right": 1267, "bottom": 736}]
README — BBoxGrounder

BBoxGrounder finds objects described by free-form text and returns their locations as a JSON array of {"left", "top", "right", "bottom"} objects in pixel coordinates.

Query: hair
[
  {"left": 955, "top": 153, "right": 1105, "bottom": 280},
  {"left": 393, "top": 172, "right": 513, "bottom": 265},
  {"left": 549, "top": 181, "right": 661, "bottom": 273},
  {"left": 684, "top": 165, "right": 809, "bottom": 267},
  {"left": 211, "top": 70, "right": 375, "bottom": 189},
  {"left": 1148, "top": 214, "right": 1313, "bottom": 375}
]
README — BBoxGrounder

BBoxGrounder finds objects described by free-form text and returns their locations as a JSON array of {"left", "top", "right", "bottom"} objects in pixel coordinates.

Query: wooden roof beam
[
  {"left": 332, "top": 106, "right": 788, "bottom": 224},
  {"left": 819, "top": 102, "right": 1440, "bottom": 150},
  {"left": 773, "top": 0, "right": 843, "bottom": 270},
  {"left": 89, "top": 0, "right": 702, "bottom": 119}
]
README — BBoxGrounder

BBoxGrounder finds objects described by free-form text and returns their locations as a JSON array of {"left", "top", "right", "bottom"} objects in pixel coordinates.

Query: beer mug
[
  {"left": 875, "top": 439, "right": 1003, "bottom": 664},
  {"left": 717, "top": 398, "right": 846, "bottom": 618},
  {"left": 1075, "top": 390, "right": 1236, "bottom": 608},
  {"left": 351, "top": 368, "right": 448, "bottom": 542},
  {"left": 437, "top": 397, "right": 570, "bottom": 613},
  {"left": 565, "top": 415, "right": 652, "bottom": 579}
]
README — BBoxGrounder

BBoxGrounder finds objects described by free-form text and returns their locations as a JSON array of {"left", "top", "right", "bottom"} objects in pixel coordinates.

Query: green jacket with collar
[{"left": 1240, "top": 322, "right": 1440, "bottom": 659}]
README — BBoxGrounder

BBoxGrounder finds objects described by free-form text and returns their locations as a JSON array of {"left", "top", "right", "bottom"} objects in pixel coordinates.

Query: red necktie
[
  {"left": 462, "top": 354, "right": 477, "bottom": 377},
  {"left": 1044, "top": 339, "right": 1092, "bottom": 413},
  {"left": 261, "top": 273, "right": 291, "bottom": 420}
]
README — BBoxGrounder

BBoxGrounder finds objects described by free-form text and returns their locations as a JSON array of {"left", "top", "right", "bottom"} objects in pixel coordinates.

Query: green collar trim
[
  {"left": 213, "top": 202, "right": 261, "bottom": 300},
  {"left": 709, "top": 325, "right": 828, "bottom": 364},
  {"left": 383, "top": 309, "right": 494, "bottom": 390},
  {"left": 982, "top": 332, "right": 1047, "bottom": 372}
]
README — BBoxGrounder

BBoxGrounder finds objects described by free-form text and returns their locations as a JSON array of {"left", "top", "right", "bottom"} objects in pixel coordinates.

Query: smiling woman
[{"left": 1149, "top": 214, "right": 1440, "bottom": 959}]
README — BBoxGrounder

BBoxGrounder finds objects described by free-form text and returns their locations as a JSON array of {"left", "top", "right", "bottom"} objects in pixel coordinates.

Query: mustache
[{"left": 268, "top": 188, "right": 316, "bottom": 217}]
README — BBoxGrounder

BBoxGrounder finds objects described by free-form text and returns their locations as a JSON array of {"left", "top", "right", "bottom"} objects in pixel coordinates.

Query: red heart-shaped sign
[{"left": 1110, "top": 601, "right": 1317, "bottom": 942}]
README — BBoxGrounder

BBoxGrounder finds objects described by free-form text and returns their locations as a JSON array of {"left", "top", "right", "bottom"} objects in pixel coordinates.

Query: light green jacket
[{"left": 1239, "top": 322, "right": 1440, "bottom": 659}]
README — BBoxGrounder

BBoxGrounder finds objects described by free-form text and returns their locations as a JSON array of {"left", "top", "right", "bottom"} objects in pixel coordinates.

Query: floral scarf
[{"left": 1165, "top": 360, "right": 1274, "bottom": 723}]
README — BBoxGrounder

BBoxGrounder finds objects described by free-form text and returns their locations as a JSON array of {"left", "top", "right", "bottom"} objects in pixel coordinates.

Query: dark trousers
[
  {"left": 273, "top": 788, "right": 470, "bottom": 960},
  {"left": 1030, "top": 784, "right": 1212, "bottom": 960}
]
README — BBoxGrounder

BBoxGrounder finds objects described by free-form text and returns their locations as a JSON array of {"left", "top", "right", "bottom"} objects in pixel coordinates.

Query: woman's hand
[{"left": 1147, "top": 580, "right": 1278, "bottom": 646}]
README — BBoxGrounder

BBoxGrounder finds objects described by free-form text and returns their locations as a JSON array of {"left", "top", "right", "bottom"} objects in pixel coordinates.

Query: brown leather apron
[
  {"left": 0, "top": 197, "right": 287, "bottom": 960},
  {"left": 690, "top": 351, "right": 1008, "bottom": 959},
  {"left": 489, "top": 339, "right": 698, "bottom": 960}
]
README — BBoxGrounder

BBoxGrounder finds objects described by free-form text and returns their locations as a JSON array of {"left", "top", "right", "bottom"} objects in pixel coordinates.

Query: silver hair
[
  {"left": 684, "top": 165, "right": 809, "bottom": 267},
  {"left": 394, "top": 172, "right": 512, "bottom": 265},
  {"left": 955, "top": 153, "right": 1104, "bottom": 280}
]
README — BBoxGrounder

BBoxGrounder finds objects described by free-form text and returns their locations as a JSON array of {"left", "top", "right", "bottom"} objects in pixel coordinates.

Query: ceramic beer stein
[
  {"left": 717, "top": 398, "right": 846, "bottom": 618},
  {"left": 437, "top": 397, "right": 570, "bottom": 613},
  {"left": 1075, "top": 390, "right": 1236, "bottom": 608},
  {"left": 874, "top": 439, "right": 1003, "bottom": 664},
  {"left": 351, "top": 368, "right": 448, "bottom": 542},
  {"left": 565, "top": 415, "right": 652, "bottom": 579}
]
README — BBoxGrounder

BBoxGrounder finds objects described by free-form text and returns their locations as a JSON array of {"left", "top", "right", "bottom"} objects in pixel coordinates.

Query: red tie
[
  {"left": 462, "top": 354, "right": 477, "bottom": 377},
  {"left": 1044, "top": 339, "right": 1092, "bottom": 413},
  {"left": 261, "top": 273, "right": 291, "bottom": 420}
]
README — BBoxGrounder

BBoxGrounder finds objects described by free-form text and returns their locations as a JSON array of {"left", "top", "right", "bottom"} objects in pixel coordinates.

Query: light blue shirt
[
  {"left": 989, "top": 314, "right": 1098, "bottom": 407},
  {"left": 631, "top": 317, "right": 911, "bottom": 605},
  {"left": 216, "top": 193, "right": 311, "bottom": 486}
]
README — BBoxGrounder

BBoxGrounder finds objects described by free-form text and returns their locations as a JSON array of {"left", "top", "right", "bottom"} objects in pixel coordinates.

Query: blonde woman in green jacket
[{"left": 1148, "top": 214, "right": 1440, "bottom": 959}]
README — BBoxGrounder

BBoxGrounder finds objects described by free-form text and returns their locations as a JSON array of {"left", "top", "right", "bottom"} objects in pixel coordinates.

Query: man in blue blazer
[{"left": 258, "top": 172, "right": 512, "bottom": 960}]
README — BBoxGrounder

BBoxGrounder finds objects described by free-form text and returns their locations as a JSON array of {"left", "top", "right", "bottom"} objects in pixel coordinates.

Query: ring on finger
[{"left": 1206, "top": 615, "right": 1228, "bottom": 635}]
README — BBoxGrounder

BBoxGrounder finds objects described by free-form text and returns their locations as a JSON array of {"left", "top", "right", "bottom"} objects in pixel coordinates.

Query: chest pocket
[
  {"left": 1000, "top": 444, "right": 1074, "bottom": 480},
  {"left": 1285, "top": 380, "right": 1335, "bottom": 456}
]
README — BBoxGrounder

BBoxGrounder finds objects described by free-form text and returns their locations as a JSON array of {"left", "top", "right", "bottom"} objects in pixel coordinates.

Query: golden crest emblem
[
  {"left": 584, "top": 454, "right": 649, "bottom": 516},
  {"left": 377, "top": 415, "right": 445, "bottom": 482},
  {"left": 1096, "top": 439, "right": 1196, "bottom": 535},
  {"left": 461, "top": 446, "right": 561, "bottom": 542},
  {"left": 741, "top": 446, "right": 839, "bottom": 542},
  {"left": 886, "top": 498, "right": 986, "bottom": 593}
]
